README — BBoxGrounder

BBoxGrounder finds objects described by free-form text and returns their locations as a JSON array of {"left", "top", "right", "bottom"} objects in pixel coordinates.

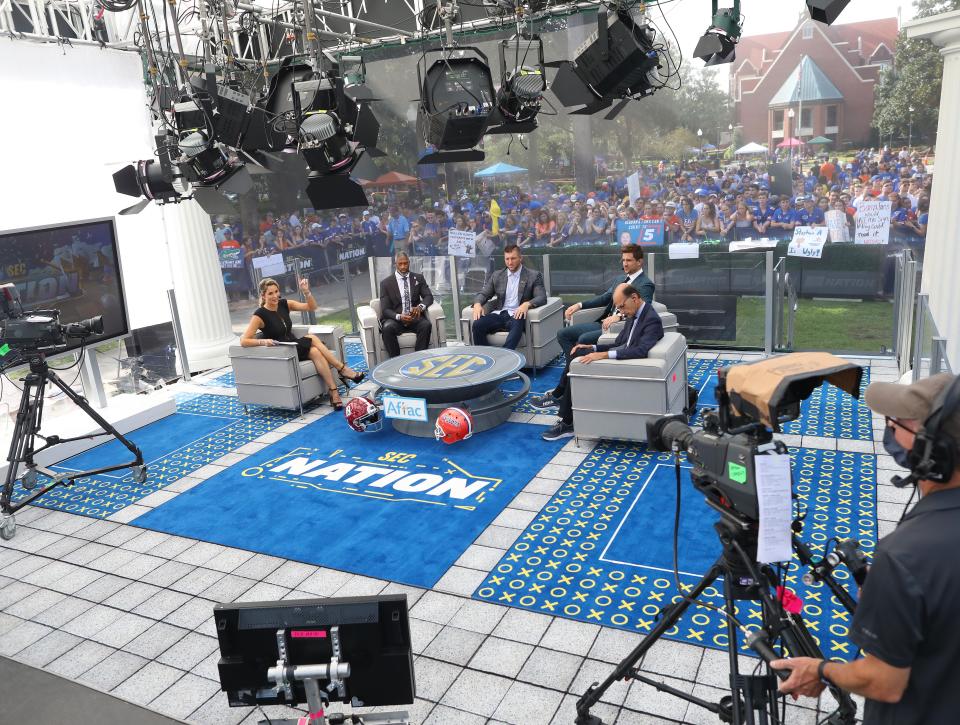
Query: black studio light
[
  {"left": 693, "top": 0, "right": 742, "bottom": 66},
  {"left": 550, "top": 6, "right": 661, "bottom": 118},
  {"left": 487, "top": 34, "right": 547, "bottom": 135},
  {"left": 807, "top": 0, "right": 851, "bottom": 25},
  {"left": 112, "top": 131, "right": 191, "bottom": 215},
  {"left": 292, "top": 71, "right": 380, "bottom": 209},
  {"left": 417, "top": 47, "right": 496, "bottom": 164}
]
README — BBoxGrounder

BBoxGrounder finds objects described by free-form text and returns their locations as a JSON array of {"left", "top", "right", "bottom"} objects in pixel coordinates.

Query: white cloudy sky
[{"left": 650, "top": 0, "right": 911, "bottom": 77}]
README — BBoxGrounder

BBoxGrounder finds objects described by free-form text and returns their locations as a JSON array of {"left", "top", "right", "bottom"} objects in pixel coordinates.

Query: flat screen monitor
[
  {"left": 0, "top": 218, "right": 130, "bottom": 353},
  {"left": 214, "top": 594, "right": 415, "bottom": 709}
]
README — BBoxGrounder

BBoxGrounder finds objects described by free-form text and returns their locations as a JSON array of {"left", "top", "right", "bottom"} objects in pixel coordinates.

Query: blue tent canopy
[{"left": 474, "top": 162, "right": 528, "bottom": 177}]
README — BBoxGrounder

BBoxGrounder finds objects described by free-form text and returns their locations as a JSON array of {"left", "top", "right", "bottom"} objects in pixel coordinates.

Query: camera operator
[{"left": 773, "top": 372, "right": 960, "bottom": 724}]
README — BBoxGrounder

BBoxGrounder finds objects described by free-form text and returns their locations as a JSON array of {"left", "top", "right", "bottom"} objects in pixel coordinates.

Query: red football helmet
[
  {"left": 435, "top": 407, "right": 474, "bottom": 444},
  {"left": 344, "top": 397, "right": 383, "bottom": 432}
]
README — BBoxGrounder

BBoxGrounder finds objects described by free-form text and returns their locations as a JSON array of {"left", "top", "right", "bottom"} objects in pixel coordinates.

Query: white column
[
  {"left": 161, "top": 200, "right": 237, "bottom": 372},
  {"left": 906, "top": 9, "right": 960, "bottom": 370}
]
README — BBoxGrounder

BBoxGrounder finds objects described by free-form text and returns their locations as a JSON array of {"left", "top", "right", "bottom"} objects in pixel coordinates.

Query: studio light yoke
[{"left": 694, "top": 0, "right": 742, "bottom": 66}]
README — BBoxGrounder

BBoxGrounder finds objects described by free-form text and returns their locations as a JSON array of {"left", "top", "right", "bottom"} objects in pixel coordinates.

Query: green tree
[{"left": 873, "top": 0, "right": 960, "bottom": 145}]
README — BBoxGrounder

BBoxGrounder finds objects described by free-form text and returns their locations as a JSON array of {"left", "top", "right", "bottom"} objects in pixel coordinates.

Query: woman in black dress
[{"left": 240, "top": 277, "right": 363, "bottom": 410}]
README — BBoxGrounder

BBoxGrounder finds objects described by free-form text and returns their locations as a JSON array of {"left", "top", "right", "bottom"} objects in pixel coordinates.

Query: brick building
[{"left": 731, "top": 15, "right": 898, "bottom": 149}]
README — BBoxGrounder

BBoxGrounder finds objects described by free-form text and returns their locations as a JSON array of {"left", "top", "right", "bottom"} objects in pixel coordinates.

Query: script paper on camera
[{"left": 755, "top": 453, "right": 793, "bottom": 563}]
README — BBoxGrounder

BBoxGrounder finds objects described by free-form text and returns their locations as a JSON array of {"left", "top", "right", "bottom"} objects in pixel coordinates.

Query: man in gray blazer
[{"left": 471, "top": 244, "right": 547, "bottom": 350}]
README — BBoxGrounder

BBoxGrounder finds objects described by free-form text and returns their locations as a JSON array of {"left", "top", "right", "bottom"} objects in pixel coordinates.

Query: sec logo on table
[{"left": 400, "top": 353, "right": 495, "bottom": 379}]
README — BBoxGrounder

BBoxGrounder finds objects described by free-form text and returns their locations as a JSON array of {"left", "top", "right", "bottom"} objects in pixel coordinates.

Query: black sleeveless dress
[{"left": 253, "top": 299, "right": 312, "bottom": 361}]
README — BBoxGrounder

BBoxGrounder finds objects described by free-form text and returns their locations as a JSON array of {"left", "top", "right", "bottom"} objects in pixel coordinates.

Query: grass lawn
[{"left": 715, "top": 298, "right": 894, "bottom": 353}]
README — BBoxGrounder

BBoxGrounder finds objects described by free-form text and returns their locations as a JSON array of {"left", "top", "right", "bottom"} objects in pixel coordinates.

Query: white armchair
[
  {"left": 228, "top": 325, "right": 345, "bottom": 416},
  {"left": 357, "top": 299, "right": 446, "bottom": 368},
  {"left": 460, "top": 297, "right": 564, "bottom": 369},
  {"left": 568, "top": 331, "right": 689, "bottom": 442}
]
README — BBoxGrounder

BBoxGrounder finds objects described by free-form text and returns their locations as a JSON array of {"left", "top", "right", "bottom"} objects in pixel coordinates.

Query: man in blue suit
[
  {"left": 555, "top": 244, "right": 654, "bottom": 361},
  {"left": 542, "top": 283, "right": 664, "bottom": 440}
]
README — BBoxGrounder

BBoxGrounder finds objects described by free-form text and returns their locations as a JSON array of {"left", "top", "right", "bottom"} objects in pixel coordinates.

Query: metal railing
[{"left": 911, "top": 293, "right": 952, "bottom": 381}]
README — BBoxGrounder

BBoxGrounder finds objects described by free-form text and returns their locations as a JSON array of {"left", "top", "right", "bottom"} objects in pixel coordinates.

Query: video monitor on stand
[{"left": 213, "top": 594, "right": 416, "bottom": 725}]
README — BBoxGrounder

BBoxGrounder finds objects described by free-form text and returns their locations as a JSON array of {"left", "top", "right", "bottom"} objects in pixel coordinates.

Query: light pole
[
  {"left": 697, "top": 128, "right": 703, "bottom": 159},
  {"left": 787, "top": 109, "right": 795, "bottom": 166},
  {"left": 908, "top": 105, "right": 915, "bottom": 150}
]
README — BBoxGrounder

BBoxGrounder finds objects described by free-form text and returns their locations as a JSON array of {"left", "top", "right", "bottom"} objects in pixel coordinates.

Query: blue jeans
[{"left": 472, "top": 310, "right": 525, "bottom": 350}]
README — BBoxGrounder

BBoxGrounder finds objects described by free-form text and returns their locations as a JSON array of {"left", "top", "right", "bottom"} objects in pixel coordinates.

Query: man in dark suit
[
  {"left": 556, "top": 244, "right": 654, "bottom": 360},
  {"left": 542, "top": 283, "right": 664, "bottom": 440},
  {"left": 471, "top": 244, "right": 547, "bottom": 350},
  {"left": 379, "top": 251, "right": 434, "bottom": 358}
]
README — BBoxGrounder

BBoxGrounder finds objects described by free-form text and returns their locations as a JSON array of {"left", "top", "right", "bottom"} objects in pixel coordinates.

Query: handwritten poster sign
[
  {"left": 252, "top": 253, "right": 285, "bottom": 276},
  {"left": 447, "top": 228, "right": 476, "bottom": 257},
  {"left": 825, "top": 210, "right": 850, "bottom": 243},
  {"left": 855, "top": 200, "right": 891, "bottom": 245},
  {"left": 788, "top": 226, "right": 829, "bottom": 259}
]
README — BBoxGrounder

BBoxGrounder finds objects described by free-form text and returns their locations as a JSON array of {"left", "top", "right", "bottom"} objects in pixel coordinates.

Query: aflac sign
[
  {"left": 381, "top": 394, "right": 428, "bottom": 422},
  {"left": 242, "top": 447, "right": 502, "bottom": 510}
]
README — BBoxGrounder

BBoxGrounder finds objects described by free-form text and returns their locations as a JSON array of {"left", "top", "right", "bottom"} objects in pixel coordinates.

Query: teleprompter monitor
[
  {"left": 0, "top": 217, "right": 130, "bottom": 353},
  {"left": 213, "top": 594, "right": 415, "bottom": 709}
]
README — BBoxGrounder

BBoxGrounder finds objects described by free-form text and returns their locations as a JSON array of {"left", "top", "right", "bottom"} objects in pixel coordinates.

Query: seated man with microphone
[
  {"left": 379, "top": 251, "right": 434, "bottom": 358},
  {"left": 541, "top": 283, "right": 663, "bottom": 440}
]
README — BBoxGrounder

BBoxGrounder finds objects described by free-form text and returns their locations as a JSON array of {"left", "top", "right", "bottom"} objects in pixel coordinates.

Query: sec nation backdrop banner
[{"left": 136, "top": 413, "right": 565, "bottom": 587}]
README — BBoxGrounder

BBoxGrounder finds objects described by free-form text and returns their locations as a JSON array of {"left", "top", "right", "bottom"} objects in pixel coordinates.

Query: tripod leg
[
  {"left": 44, "top": 369, "right": 144, "bottom": 468},
  {"left": 576, "top": 560, "right": 726, "bottom": 724},
  {"left": 723, "top": 576, "right": 746, "bottom": 725},
  {"left": 1, "top": 375, "right": 44, "bottom": 512}
]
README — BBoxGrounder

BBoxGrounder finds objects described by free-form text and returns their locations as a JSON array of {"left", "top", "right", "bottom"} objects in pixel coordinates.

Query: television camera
[
  {"left": 0, "top": 282, "right": 145, "bottom": 542},
  {"left": 1, "top": 283, "right": 103, "bottom": 352},
  {"left": 577, "top": 352, "right": 866, "bottom": 725}
]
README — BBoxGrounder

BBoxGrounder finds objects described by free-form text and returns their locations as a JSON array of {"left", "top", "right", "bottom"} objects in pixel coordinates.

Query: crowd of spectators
[{"left": 215, "top": 146, "right": 933, "bottom": 276}]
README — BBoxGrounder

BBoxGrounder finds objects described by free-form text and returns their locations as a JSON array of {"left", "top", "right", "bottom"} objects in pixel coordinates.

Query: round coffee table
[{"left": 370, "top": 346, "right": 530, "bottom": 437}]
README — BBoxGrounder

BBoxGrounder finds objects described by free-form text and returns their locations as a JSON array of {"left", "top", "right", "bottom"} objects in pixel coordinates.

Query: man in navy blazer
[{"left": 542, "top": 283, "right": 664, "bottom": 440}]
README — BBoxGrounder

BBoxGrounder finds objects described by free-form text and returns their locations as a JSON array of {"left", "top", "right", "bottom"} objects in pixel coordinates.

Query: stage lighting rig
[
  {"left": 549, "top": 5, "right": 663, "bottom": 119},
  {"left": 807, "top": 0, "right": 851, "bottom": 25},
  {"left": 487, "top": 34, "right": 547, "bottom": 135},
  {"left": 417, "top": 46, "right": 497, "bottom": 164},
  {"left": 693, "top": 0, "right": 742, "bottom": 66}
]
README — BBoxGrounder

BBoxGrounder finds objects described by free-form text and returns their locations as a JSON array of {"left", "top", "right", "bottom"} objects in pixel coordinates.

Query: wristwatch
[{"left": 817, "top": 659, "right": 831, "bottom": 686}]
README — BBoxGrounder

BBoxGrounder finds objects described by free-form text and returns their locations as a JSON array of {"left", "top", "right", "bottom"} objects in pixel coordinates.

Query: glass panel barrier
[
  {"left": 649, "top": 249, "right": 768, "bottom": 349},
  {"left": 779, "top": 241, "right": 898, "bottom": 356}
]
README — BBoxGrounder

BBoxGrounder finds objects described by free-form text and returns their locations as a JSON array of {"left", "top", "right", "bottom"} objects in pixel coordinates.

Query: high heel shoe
[
  {"left": 329, "top": 390, "right": 344, "bottom": 411},
  {"left": 337, "top": 364, "right": 365, "bottom": 386}
]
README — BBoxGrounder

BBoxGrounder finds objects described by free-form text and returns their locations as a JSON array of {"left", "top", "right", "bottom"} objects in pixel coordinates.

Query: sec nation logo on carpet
[
  {"left": 399, "top": 353, "right": 495, "bottom": 379},
  {"left": 241, "top": 447, "right": 503, "bottom": 510}
]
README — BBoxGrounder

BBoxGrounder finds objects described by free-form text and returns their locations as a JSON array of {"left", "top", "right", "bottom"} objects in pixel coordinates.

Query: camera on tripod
[
  {"left": 576, "top": 353, "right": 867, "bottom": 725},
  {"left": 1, "top": 283, "right": 103, "bottom": 352},
  {"left": 646, "top": 352, "right": 864, "bottom": 522}
]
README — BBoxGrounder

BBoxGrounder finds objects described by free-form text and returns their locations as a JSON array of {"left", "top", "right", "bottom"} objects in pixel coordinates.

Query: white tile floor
[{"left": 0, "top": 352, "right": 900, "bottom": 724}]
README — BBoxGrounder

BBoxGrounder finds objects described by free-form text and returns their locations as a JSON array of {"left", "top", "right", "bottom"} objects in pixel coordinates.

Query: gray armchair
[
  {"left": 228, "top": 325, "right": 345, "bottom": 416},
  {"left": 356, "top": 298, "right": 446, "bottom": 368},
  {"left": 459, "top": 297, "right": 563, "bottom": 369},
  {"left": 567, "top": 331, "right": 689, "bottom": 442}
]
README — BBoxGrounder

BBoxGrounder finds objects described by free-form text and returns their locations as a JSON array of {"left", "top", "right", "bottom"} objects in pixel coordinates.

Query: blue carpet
[
  {"left": 688, "top": 359, "right": 873, "bottom": 440},
  {"left": 16, "top": 394, "right": 300, "bottom": 518},
  {"left": 135, "top": 415, "right": 565, "bottom": 588},
  {"left": 474, "top": 441, "right": 876, "bottom": 661},
  {"left": 198, "top": 370, "right": 235, "bottom": 388}
]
